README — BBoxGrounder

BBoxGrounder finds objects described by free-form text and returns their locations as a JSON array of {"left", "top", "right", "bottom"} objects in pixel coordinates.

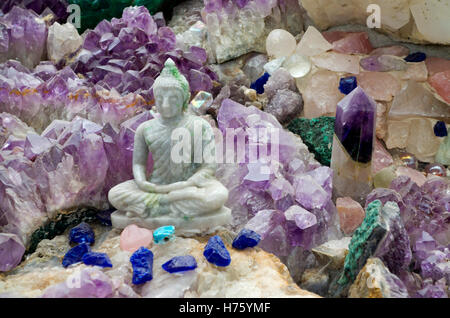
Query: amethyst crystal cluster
[
  {"left": 216, "top": 99, "right": 341, "bottom": 258},
  {"left": 0, "top": 0, "right": 68, "bottom": 21},
  {"left": 366, "top": 175, "right": 450, "bottom": 297},
  {"left": 0, "top": 7, "right": 49, "bottom": 69},
  {"left": 72, "top": 6, "right": 216, "bottom": 100},
  {"left": 0, "top": 61, "right": 148, "bottom": 132},
  {"left": 0, "top": 111, "right": 151, "bottom": 270}
]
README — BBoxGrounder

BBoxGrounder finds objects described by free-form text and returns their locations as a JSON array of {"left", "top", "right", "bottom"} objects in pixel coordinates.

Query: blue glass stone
[
  {"left": 434, "top": 121, "right": 448, "bottom": 137},
  {"left": 69, "top": 222, "right": 95, "bottom": 245},
  {"left": 162, "top": 255, "right": 197, "bottom": 273},
  {"left": 62, "top": 243, "right": 91, "bottom": 268},
  {"left": 338, "top": 76, "right": 357, "bottom": 95},
  {"left": 130, "top": 247, "right": 153, "bottom": 285},
  {"left": 250, "top": 72, "right": 270, "bottom": 94},
  {"left": 404, "top": 52, "right": 426, "bottom": 62},
  {"left": 203, "top": 235, "right": 231, "bottom": 267},
  {"left": 82, "top": 252, "right": 113, "bottom": 268},
  {"left": 96, "top": 209, "right": 113, "bottom": 226},
  {"left": 232, "top": 229, "right": 261, "bottom": 250},
  {"left": 153, "top": 225, "right": 175, "bottom": 244}
]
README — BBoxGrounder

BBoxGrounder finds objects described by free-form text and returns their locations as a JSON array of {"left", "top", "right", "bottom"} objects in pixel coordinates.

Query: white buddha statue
[{"left": 108, "top": 59, "right": 231, "bottom": 235}]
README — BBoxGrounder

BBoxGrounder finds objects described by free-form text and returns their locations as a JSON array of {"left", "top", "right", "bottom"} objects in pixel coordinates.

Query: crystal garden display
[{"left": 0, "top": 0, "right": 448, "bottom": 300}]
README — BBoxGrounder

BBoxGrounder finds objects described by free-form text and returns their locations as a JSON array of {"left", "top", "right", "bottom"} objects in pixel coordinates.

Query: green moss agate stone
[
  {"left": 287, "top": 117, "right": 334, "bottom": 166},
  {"left": 329, "top": 200, "right": 387, "bottom": 297}
]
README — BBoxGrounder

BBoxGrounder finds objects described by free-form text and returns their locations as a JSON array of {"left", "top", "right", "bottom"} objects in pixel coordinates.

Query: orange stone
[
  {"left": 336, "top": 197, "right": 365, "bottom": 235},
  {"left": 429, "top": 70, "right": 450, "bottom": 103}
]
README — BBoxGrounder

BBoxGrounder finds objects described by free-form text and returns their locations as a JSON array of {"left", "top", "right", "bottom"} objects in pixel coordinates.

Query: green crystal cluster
[
  {"left": 339, "top": 200, "right": 387, "bottom": 285},
  {"left": 287, "top": 117, "right": 334, "bottom": 166},
  {"left": 68, "top": 0, "right": 180, "bottom": 33}
]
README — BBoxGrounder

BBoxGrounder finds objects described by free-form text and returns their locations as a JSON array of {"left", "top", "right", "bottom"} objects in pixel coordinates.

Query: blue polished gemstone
[
  {"left": 82, "top": 252, "right": 113, "bottom": 268},
  {"left": 62, "top": 243, "right": 91, "bottom": 268},
  {"left": 338, "top": 76, "right": 357, "bottom": 95},
  {"left": 232, "top": 228, "right": 261, "bottom": 250},
  {"left": 434, "top": 121, "right": 448, "bottom": 137},
  {"left": 203, "top": 235, "right": 231, "bottom": 267},
  {"left": 153, "top": 225, "right": 175, "bottom": 244},
  {"left": 130, "top": 247, "right": 153, "bottom": 285},
  {"left": 404, "top": 52, "right": 426, "bottom": 62},
  {"left": 69, "top": 222, "right": 95, "bottom": 245},
  {"left": 162, "top": 255, "right": 197, "bottom": 273},
  {"left": 250, "top": 72, "right": 270, "bottom": 94}
]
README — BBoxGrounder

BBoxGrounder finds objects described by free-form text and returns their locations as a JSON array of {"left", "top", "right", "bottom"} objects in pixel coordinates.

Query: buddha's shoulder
[{"left": 136, "top": 118, "right": 159, "bottom": 134}]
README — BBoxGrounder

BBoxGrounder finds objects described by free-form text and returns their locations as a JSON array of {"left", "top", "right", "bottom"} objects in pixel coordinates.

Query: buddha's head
[{"left": 152, "top": 58, "right": 190, "bottom": 119}]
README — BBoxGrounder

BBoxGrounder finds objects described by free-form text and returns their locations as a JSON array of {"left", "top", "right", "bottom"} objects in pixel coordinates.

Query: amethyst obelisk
[{"left": 331, "top": 86, "right": 376, "bottom": 203}]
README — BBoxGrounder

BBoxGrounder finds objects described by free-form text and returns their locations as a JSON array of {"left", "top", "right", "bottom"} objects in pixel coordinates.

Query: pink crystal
[
  {"left": 356, "top": 72, "right": 401, "bottom": 101},
  {"left": 120, "top": 224, "right": 153, "bottom": 252},
  {"left": 301, "top": 69, "right": 344, "bottom": 118},
  {"left": 322, "top": 31, "right": 373, "bottom": 54},
  {"left": 370, "top": 45, "right": 410, "bottom": 57},
  {"left": 372, "top": 139, "right": 394, "bottom": 175},
  {"left": 336, "top": 197, "right": 365, "bottom": 235},
  {"left": 370, "top": 45, "right": 409, "bottom": 56},
  {"left": 428, "top": 70, "right": 450, "bottom": 103},
  {"left": 425, "top": 57, "right": 450, "bottom": 77}
]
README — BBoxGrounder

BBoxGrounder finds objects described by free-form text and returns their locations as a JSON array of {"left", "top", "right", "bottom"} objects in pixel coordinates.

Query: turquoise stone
[{"left": 153, "top": 225, "right": 175, "bottom": 244}]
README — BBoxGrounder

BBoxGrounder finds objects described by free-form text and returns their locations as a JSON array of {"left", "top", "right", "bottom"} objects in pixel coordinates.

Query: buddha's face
[{"left": 154, "top": 86, "right": 184, "bottom": 119}]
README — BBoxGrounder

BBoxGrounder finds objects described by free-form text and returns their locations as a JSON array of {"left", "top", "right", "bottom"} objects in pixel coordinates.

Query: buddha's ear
[{"left": 183, "top": 92, "right": 191, "bottom": 111}]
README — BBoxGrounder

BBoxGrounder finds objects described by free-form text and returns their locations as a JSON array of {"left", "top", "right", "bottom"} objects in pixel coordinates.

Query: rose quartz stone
[
  {"left": 425, "top": 57, "right": 450, "bottom": 77},
  {"left": 336, "top": 197, "right": 365, "bottom": 235},
  {"left": 429, "top": 70, "right": 450, "bottom": 103},
  {"left": 376, "top": 102, "right": 387, "bottom": 139},
  {"left": 370, "top": 45, "right": 410, "bottom": 57},
  {"left": 120, "top": 224, "right": 153, "bottom": 252},
  {"left": 322, "top": 31, "right": 373, "bottom": 54},
  {"left": 401, "top": 62, "right": 428, "bottom": 82},
  {"left": 372, "top": 139, "right": 394, "bottom": 175},
  {"left": 301, "top": 69, "right": 344, "bottom": 118},
  {"left": 395, "top": 166, "right": 427, "bottom": 187},
  {"left": 311, "top": 52, "right": 360, "bottom": 74},
  {"left": 356, "top": 72, "right": 401, "bottom": 101}
]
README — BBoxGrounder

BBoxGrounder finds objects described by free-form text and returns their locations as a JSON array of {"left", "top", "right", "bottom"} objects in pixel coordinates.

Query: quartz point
[
  {"left": 295, "top": 26, "right": 333, "bottom": 57},
  {"left": 331, "top": 86, "right": 376, "bottom": 203}
]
